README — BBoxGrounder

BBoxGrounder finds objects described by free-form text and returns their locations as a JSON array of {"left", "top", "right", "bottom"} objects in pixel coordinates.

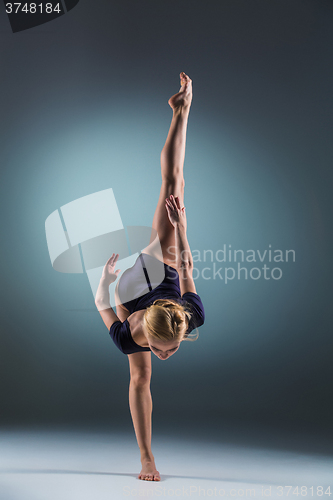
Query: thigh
[{"left": 150, "top": 178, "right": 185, "bottom": 265}]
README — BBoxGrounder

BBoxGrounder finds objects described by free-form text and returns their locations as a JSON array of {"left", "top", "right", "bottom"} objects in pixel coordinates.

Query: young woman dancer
[{"left": 95, "top": 72, "right": 205, "bottom": 481}]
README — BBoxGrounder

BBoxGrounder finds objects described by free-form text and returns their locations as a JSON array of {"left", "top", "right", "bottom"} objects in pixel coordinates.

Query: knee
[
  {"left": 130, "top": 367, "right": 151, "bottom": 388},
  {"left": 162, "top": 176, "right": 185, "bottom": 192},
  {"left": 177, "top": 177, "right": 185, "bottom": 199}
]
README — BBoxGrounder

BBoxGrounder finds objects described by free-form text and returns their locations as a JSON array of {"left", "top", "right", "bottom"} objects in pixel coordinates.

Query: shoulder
[
  {"left": 109, "top": 320, "right": 129, "bottom": 353},
  {"left": 181, "top": 291, "right": 204, "bottom": 308},
  {"left": 181, "top": 292, "right": 205, "bottom": 327},
  {"left": 109, "top": 319, "right": 150, "bottom": 354}
]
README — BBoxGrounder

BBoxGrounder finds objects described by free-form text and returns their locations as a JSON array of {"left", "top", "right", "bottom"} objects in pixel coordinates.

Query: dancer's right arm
[
  {"left": 95, "top": 253, "right": 122, "bottom": 330},
  {"left": 95, "top": 278, "right": 120, "bottom": 330}
]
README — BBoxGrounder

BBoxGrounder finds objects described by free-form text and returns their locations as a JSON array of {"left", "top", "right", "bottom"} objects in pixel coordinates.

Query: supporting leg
[{"left": 128, "top": 351, "right": 160, "bottom": 481}]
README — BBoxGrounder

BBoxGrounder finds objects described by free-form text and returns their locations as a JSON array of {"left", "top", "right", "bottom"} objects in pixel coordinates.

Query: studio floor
[{"left": 0, "top": 427, "right": 332, "bottom": 499}]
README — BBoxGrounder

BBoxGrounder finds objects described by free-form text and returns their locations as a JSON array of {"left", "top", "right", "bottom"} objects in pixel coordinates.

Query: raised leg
[
  {"left": 128, "top": 351, "right": 160, "bottom": 481},
  {"left": 150, "top": 73, "right": 192, "bottom": 265}
]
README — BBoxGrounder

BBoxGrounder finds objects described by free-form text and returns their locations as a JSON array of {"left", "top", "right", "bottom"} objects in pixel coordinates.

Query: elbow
[
  {"left": 179, "top": 260, "right": 193, "bottom": 273},
  {"left": 95, "top": 300, "right": 110, "bottom": 312},
  {"left": 177, "top": 249, "right": 193, "bottom": 268},
  {"left": 95, "top": 298, "right": 101, "bottom": 308},
  {"left": 95, "top": 300, "right": 103, "bottom": 312}
]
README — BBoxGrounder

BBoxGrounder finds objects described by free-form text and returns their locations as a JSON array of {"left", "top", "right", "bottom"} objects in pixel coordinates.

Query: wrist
[
  {"left": 175, "top": 221, "right": 186, "bottom": 232},
  {"left": 99, "top": 277, "right": 114, "bottom": 291}
]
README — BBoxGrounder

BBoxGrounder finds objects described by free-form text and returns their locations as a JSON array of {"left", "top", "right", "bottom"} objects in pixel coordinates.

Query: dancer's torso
[{"left": 111, "top": 252, "right": 205, "bottom": 354}]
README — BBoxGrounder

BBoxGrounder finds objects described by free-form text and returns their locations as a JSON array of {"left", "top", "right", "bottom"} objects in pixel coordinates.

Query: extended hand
[
  {"left": 101, "top": 253, "right": 121, "bottom": 285},
  {"left": 165, "top": 195, "right": 187, "bottom": 229}
]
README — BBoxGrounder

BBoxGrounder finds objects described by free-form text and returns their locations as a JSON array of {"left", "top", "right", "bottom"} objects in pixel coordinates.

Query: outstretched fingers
[
  {"left": 174, "top": 196, "right": 181, "bottom": 210},
  {"left": 166, "top": 195, "right": 182, "bottom": 210},
  {"left": 107, "top": 253, "right": 119, "bottom": 264}
]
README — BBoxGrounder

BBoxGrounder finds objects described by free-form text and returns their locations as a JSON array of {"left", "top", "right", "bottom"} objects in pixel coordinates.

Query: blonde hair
[{"left": 143, "top": 299, "right": 199, "bottom": 343}]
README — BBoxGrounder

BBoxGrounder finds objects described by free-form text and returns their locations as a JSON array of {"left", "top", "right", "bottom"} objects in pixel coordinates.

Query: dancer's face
[{"left": 147, "top": 337, "right": 180, "bottom": 360}]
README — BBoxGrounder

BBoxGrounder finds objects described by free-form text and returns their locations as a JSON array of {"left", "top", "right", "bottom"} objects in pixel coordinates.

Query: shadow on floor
[{"left": 0, "top": 468, "right": 277, "bottom": 485}]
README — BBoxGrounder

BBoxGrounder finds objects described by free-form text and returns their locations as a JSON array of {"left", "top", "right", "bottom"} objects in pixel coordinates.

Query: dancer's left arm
[
  {"left": 165, "top": 195, "right": 196, "bottom": 294},
  {"left": 95, "top": 253, "right": 121, "bottom": 330}
]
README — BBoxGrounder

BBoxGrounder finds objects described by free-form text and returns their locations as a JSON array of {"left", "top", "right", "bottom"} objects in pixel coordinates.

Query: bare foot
[
  {"left": 168, "top": 72, "right": 192, "bottom": 111},
  {"left": 138, "top": 457, "right": 161, "bottom": 481}
]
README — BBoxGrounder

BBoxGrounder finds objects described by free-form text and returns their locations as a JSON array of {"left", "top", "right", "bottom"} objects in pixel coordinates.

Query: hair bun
[
  {"left": 144, "top": 298, "right": 194, "bottom": 343},
  {"left": 152, "top": 299, "right": 181, "bottom": 309},
  {"left": 151, "top": 299, "right": 190, "bottom": 322}
]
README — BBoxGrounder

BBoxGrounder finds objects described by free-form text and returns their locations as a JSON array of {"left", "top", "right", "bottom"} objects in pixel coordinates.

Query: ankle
[
  {"left": 173, "top": 105, "right": 190, "bottom": 118},
  {"left": 141, "top": 452, "right": 154, "bottom": 463}
]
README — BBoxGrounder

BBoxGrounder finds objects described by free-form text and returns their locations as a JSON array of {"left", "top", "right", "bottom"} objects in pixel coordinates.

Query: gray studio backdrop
[{"left": 0, "top": 0, "right": 332, "bottom": 438}]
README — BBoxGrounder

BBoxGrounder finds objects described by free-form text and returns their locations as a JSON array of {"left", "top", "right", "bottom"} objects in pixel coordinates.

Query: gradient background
[{"left": 0, "top": 0, "right": 332, "bottom": 450}]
